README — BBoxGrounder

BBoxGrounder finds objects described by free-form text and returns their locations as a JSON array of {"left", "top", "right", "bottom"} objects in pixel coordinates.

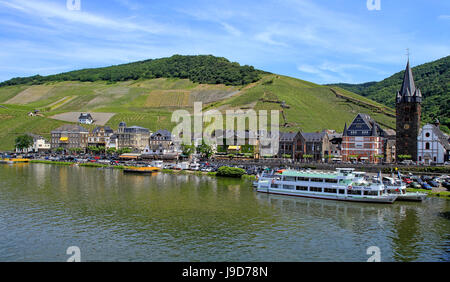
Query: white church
[{"left": 417, "top": 120, "right": 450, "bottom": 164}]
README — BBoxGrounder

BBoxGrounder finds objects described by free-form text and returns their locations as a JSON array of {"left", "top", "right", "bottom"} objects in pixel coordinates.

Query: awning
[
  {"left": 228, "top": 146, "right": 241, "bottom": 150},
  {"left": 360, "top": 157, "right": 369, "bottom": 160},
  {"left": 60, "top": 137, "right": 69, "bottom": 142}
]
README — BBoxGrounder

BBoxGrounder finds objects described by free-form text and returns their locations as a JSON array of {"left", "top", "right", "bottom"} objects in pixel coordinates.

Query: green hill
[
  {"left": 0, "top": 55, "right": 396, "bottom": 151},
  {"left": 329, "top": 56, "right": 450, "bottom": 132}
]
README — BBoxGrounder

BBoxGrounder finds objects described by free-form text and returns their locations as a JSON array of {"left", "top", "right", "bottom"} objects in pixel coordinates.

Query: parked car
[
  {"left": 410, "top": 182, "right": 422, "bottom": 189},
  {"left": 442, "top": 182, "right": 450, "bottom": 189},
  {"left": 428, "top": 180, "right": 440, "bottom": 188},
  {"left": 421, "top": 182, "right": 432, "bottom": 190}
]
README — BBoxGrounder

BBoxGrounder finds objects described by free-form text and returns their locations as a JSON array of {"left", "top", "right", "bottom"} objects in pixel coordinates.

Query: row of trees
[{"left": 1, "top": 55, "right": 264, "bottom": 87}]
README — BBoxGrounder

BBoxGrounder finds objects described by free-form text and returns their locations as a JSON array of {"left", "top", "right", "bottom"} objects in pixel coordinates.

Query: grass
[{"left": 407, "top": 188, "right": 450, "bottom": 199}]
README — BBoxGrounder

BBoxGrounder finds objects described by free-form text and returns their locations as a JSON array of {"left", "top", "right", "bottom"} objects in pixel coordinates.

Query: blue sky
[{"left": 0, "top": 0, "right": 449, "bottom": 84}]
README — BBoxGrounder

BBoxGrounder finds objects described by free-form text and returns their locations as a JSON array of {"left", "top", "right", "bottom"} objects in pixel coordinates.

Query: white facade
[
  {"left": 16, "top": 136, "right": 51, "bottom": 153},
  {"left": 417, "top": 124, "right": 450, "bottom": 164}
]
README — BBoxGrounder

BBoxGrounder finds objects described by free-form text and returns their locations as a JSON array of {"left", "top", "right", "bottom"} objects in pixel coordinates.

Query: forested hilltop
[
  {"left": 0, "top": 55, "right": 265, "bottom": 87},
  {"left": 329, "top": 56, "right": 450, "bottom": 132}
]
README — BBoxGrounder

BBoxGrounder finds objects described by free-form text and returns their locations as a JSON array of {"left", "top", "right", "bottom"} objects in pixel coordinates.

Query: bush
[{"left": 216, "top": 166, "right": 246, "bottom": 178}]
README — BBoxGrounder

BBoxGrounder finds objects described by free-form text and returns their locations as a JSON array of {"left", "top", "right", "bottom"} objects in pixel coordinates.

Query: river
[{"left": 0, "top": 163, "right": 448, "bottom": 262}]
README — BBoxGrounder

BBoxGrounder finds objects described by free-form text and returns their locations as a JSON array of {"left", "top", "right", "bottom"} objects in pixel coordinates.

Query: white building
[
  {"left": 16, "top": 134, "right": 51, "bottom": 153},
  {"left": 417, "top": 121, "right": 450, "bottom": 164},
  {"left": 79, "top": 113, "right": 94, "bottom": 124}
]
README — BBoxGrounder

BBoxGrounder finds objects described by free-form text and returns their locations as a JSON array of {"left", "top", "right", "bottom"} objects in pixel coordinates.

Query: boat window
[
  {"left": 338, "top": 190, "right": 345, "bottom": 194},
  {"left": 363, "top": 191, "right": 379, "bottom": 196},
  {"left": 271, "top": 184, "right": 279, "bottom": 188},
  {"left": 324, "top": 178, "right": 338, "bottom": 183},
  {"left": 284, "top": 176, "right": 296, "bottom": 182},
  {"left": 283, "top": 185, "right": 295, "bottom": 190},
  {"left": 296, "top": 177, "right": 309, "bottom": 181},
  {"left": 311, "top": 178, "right": 324, "bottom": 183},
  {"left": 324, "top": 188, "right": 337, "bottom": 193},
  {"left": 296, "top": 186, "right": 308, "bottom": 191},
  {"left": 310, "top": 187, "right": 323, "bottom": 193},
  {"left": 348, "top": 190, "right": 362, "bottom": 195}
]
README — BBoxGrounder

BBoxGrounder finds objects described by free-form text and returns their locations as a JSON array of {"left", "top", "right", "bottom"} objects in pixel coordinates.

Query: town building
[
  {"left": 142, "top": 129, "right": 181, "bottom": 158},
  {"left": 417, "top": 120, "right": 450, "bottom": 164},
  {"left": 88, "top": 126, "right": 114, "bottom": 147},
  {"left": 326, "top": 130, "right": 343, "bottom": 163},
  {"left": 78, "top": 113, "right": 94, "bottom": 125},
  {"left": 341, "top": 113, "right": 386, "bottom": 164},
  {"left": 396, "top": 59, "right": 422, "bottom": 161},
  {"left": 15, "top": 133, "right": 51, "bottom": 153},
  {"left": 383, "top": 129, "right": 396, "bottom": 163},
  {"left": 51, "top": 124, "right": 89, "bottom": 150},
  {"left": 278, "top": 131, "right": 305, "bottom": 160},
  {"left": 116, "top": 122, "right": 151, "bottom": 150},
  {"left": 302, "top": 131, "right": 330, "bottom": 162},
  {"left": 214, "top": 130, "right": 260, "bottom": 158}
]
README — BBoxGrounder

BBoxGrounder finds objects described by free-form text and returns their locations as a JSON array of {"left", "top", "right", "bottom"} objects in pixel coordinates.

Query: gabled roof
[
  {"left": 302, "top": 132, "right": 327, "bottom": 142},
  {"left": 346, "top": 113, "right": 386, "bottom": 137},
  {"left": 421, "top": 124, "right": 450, "bottom": 150},
  {"left": 52, "top": 124, "right": 89, "bottom": 133},
  {"left": 279, "top": 132, "right": 300, "bottom": 142},
  {"left": 79, "top": 113, "right": 93, "bottom": 119}
]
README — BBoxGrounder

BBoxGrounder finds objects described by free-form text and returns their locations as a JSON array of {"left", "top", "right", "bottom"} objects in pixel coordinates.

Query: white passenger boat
[
  {"left": 255, "top": 168, "right": 397, "bottom": 204},
  {"left": 382, "top": 175, "right": 427, "bottom": 202}
]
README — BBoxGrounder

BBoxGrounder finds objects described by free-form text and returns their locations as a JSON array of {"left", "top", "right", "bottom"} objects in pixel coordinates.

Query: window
[
  {"left": 310, "top": 187, "right": 323, "bottom": 193},
  {"left": 324, "top": 178, "right": 338, "bottom": 183},
  {"left": 296, "top": 186, "right": 308, "bottom": 191},
  {"left": 425, "top": 143, "right": 430, "bottom": 150},
  {"left": 296, "top": 177, "right": 309, "bottom": 182},
  {"left": 339, "top": 190, "right": 345, "bottom": 194},
  {"left": 324, "top": 188, "right": 337, "bottom": 193},
  {"left": 283, "top": 176, "right": 296, "bottom": 182},
  {"left": 364, "top": 191, "right": 379, "bottom": 196},
  {"left": 283, "top": 185, "right": 295, "bottom": 190},
  {"left": 425, "top": 132, "right": 430, "bottom": 138},
  {"left": 311, "top": 178, "right": 323, "bottom": 183}
]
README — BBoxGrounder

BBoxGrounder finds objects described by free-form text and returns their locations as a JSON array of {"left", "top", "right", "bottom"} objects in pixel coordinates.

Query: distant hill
[
  {"left": 0, "top": 55, "right": 396, "bottom": 151},
  {"left": 0, "top": 55, "right": 265, "bottom": 87},
  {"left": 329, "top": 56, "right": 450, "bottom": 132}
]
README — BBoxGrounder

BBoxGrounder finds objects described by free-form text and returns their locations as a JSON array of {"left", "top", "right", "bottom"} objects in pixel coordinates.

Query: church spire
[{"left": 396, "top": 59, "right": 422, "bottom": 103}]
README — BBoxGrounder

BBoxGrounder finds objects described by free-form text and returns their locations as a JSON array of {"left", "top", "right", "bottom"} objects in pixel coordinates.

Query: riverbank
[
  {"left": 27, "top": 160, "right": 257, "bottom": 180},
  {"left": 407, "top": 188, "right": 450, "bottom": 199}
]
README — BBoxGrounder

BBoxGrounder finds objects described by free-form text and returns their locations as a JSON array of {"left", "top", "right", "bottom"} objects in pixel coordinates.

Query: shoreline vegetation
[
  {"left": 406, "top": 188, "right": 450, "bottom": 199},
  {"left": 26, "top": 160, "right": 257, "bottom": 180}
]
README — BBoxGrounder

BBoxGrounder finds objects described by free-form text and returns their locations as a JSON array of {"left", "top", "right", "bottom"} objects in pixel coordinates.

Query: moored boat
[
  {"left": 255, "top": 168, "right": 397, "bottom": 204},
  {"left": 123, "top": 166, "right": 161, "bottom": 174},
  {"left": 382, "top": 175, "right": 427, "bottom": 202}
]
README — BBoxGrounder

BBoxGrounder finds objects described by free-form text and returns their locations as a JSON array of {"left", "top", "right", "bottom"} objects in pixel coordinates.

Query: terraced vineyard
[{"left": 0, "top": 62, "right": 396, "bottom": 151}]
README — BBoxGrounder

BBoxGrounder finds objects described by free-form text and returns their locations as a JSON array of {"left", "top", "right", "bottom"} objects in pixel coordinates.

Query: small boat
[
  {"left": 255, "top": 168, "right": 397, "bottom": 204},
  {"left": 383, "top": 174, "right": 427, "bottom": 202},
  {"left": 123, "top": 166, "right": 161, "bottom": 174}
]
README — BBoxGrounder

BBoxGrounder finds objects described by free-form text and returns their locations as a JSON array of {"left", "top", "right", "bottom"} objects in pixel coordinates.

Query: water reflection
[{"left": 0, "top": 163, "right": 448, "bottom": 262}]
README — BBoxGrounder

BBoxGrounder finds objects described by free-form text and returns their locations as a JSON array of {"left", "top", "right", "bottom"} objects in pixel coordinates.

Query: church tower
[{"left": 396, "top": 59, "right": 422, "bottom": 162}]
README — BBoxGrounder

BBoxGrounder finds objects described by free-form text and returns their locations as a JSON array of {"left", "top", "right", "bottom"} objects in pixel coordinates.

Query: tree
[
  {"left": 196, "top": 141, "right": 213, "bottom": 159},
  {"left": 69, "top": 148, "right": 82, "bottom": 154},
  {"left": 15, "top": 135, "right": 34, "bottom": 151},
  {"left": 106, "top": 148, "right": 117, "bottom": 155},
  {"left": 181, "top": 144, "right": 195, "bottom": 157}
]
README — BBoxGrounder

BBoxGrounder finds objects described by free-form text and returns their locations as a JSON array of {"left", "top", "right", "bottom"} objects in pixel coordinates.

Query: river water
[{"left": 0, "top": 163, "right": 448, "bottom": 262}]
